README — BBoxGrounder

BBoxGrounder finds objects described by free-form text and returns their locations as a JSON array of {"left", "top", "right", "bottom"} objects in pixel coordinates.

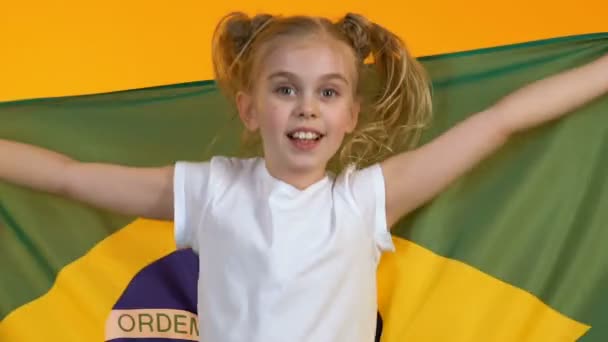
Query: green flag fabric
[{"left": 0, "top": 33, "right": 607, "bottom": 341}]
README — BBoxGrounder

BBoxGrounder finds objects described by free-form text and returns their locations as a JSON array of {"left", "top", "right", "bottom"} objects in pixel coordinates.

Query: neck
[{"left": 264, "top": 159, "right": 327, "bottom": 190}]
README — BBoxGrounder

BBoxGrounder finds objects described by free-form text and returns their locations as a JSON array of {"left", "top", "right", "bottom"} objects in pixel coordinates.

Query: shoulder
[
  {"left": 335, "top": 163, "right": 385, "bottom": 197},
  {"left": 330, "top": 163, "right": 384, "bottom": 214},
  {"left": 176, "top": 156, "right": 260, "bottom": 180},
  {"left": 174, "top": 156, "right": 260, "bottom": 195}
]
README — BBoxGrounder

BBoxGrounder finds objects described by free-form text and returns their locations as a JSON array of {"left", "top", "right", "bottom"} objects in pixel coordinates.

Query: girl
[{"left": 1, "top": 12, "right": 607, "bottom": 342}]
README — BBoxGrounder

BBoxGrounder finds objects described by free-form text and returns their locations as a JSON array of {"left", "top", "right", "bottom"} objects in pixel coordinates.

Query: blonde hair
[{"left": 212, "top": 12, "right": 432, "bottom": 170}]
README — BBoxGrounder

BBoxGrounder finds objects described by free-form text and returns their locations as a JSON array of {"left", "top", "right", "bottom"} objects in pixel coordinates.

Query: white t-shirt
[{"left": 173, "top": 156, "right": 395, "bottom": 342}]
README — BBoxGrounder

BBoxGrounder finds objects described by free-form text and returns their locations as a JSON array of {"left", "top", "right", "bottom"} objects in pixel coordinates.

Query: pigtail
[
  {"left": 337, "top": 13, "right": 433, "bottom": 167},
  {"left": 211, "top": 12, "right": 274, "bottom": 101}
]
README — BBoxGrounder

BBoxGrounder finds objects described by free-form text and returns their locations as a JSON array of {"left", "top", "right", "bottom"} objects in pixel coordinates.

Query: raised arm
[
  {"left": 382, "top": 53, "right": 608, "bottom": 227},
  {"left": 0, "top": 139, "right": 174, "bottom": 220}
]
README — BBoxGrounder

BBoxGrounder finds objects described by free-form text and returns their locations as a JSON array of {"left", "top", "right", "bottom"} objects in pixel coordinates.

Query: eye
[
  {"left": 321, "top": 88, "right": 339, "bottom": 97},
  {"left": 275, "top": 86, "right": 296, "bottom": 96}
]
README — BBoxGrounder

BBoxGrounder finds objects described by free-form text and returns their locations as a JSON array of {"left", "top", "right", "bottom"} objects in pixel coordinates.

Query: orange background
[{"left": 1, "top": 0, "right": 606, "bottom": 102}]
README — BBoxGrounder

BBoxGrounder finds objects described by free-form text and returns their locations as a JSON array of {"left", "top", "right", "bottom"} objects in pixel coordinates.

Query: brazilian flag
[{"left": 1, "top": 31, "right": 607, "bottom": 341}]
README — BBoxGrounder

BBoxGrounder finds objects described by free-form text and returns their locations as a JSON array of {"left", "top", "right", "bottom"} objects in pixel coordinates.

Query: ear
[
  {"left": 346, "top": 98, "right": 360, "bottom": 133},
  {"left": 236, "top": 91, "right": 259, "bottom": 131}
]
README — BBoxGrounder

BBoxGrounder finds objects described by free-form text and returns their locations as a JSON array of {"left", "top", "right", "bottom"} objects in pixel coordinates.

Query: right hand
[{"left": 0, "top": 139, "right": 174, "bottom": 220}]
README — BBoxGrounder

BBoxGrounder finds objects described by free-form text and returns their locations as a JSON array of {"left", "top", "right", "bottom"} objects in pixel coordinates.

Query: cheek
[
  {"left": 326, "top": 103, "right": 356, "bottom": 133},
  {"left": 257, "top": 102, "right": 288, "bottom": 135}
]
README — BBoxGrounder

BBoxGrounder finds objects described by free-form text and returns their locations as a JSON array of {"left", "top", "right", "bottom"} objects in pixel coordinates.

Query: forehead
[{"left": 257, "top": 36, "right": 357, "bottom": 83}]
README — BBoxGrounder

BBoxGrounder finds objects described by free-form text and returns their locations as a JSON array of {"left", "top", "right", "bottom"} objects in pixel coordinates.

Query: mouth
[
  {"left": 286, "top": 128, "right": 325, "bottom": 151},
  {"left": 286, "top": 129, "right": 325, "bottom": 141}
]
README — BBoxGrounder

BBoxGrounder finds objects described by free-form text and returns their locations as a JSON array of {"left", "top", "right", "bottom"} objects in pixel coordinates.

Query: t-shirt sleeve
[
  {"left": 347, "top": 163, "right": 396, "bottom": 259},
  {"left": 173, "top": 160, "right": 212, "bottom": 252}
]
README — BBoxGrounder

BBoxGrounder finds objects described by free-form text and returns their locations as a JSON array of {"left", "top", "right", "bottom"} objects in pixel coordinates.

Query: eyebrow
[{"left": 267, "top": 71, "right": 350, "bottom": 84}]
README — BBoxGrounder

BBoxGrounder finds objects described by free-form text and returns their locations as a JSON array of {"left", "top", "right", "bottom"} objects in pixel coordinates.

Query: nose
[
  {"left": 297, "top": 95, "right": 319, "bottom": 119},
  {"left": 298, "top": 110, "right": 318, "bottom": 119}
]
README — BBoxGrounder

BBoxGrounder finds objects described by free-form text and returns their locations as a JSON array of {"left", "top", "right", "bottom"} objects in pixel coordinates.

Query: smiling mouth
[{"left": 286, "top": 131, "right": 324, "bottom": 141}]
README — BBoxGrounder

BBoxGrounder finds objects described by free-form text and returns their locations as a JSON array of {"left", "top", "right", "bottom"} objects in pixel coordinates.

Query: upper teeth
[{"left": 292, "top": 131, "right": 319, "bottom": 140}]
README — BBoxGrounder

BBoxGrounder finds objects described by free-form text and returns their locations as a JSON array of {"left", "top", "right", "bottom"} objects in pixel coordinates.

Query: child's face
[{"left": 237, "top": 36, "right": 360, "bottom": 178}]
